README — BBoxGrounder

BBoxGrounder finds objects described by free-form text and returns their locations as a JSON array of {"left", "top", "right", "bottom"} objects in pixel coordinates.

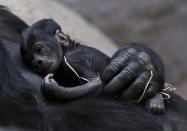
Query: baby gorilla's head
[{"left": 20, "top": 19, "right": 65, "bottom": 75}]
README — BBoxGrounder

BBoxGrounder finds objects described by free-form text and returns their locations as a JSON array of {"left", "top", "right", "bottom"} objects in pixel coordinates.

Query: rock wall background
[
  {"left": 1, "top": 0, "right": 117, "bottom": 56},
  {"left": 57, "top": 0, "right": 187, "bottom": 98}
]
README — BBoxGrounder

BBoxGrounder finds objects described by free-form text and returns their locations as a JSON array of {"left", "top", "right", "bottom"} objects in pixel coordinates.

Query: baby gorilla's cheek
[{"left": 46, "top": 62, "right": 59, "bottom": 74}]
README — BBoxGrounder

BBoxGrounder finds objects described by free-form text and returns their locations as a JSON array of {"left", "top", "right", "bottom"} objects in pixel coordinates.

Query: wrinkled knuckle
[
  {"left": 141, "top": 70, "right": 150, "bottom": 78},
  {"left": 146, "top": 64, "right": 155, "bottom": 71},
  {"left": 127, "top": 60, "right": 144, "bottom": 75},
  {"left": 110, "top": 62, "right": 122, "bottom": 71},
  {"left": 126, "top": 48, "right": 137, "bottom": 56},
  {"left": 121, "top": 68, "right": 133, "bottom": 80},
  {"left": 137, "top": 52, "right": 151, "bottom": 64},
  {"left": 120, "top": 48, "right": 137, "bottom": 60},
  {"left": 104, "top": 65, "right": 112, "bottom": 74}
]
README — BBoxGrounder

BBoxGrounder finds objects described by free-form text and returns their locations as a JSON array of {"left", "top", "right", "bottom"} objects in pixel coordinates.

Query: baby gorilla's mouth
[{"left": 45, "top": 62, "right": 53, "bottom": 72}]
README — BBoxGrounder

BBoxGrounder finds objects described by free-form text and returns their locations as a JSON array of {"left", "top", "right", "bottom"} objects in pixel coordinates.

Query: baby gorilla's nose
[
  {"left": 32, "top": 60, "right": 43, "bottom": 70},
  {"left": 38, "top": 60, "right": 42, "bottom": 64}
]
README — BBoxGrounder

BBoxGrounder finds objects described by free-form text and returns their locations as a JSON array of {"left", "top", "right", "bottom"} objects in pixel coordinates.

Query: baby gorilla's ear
[{"left": 55, "top": 29, "right": 69, "bottom": 46}]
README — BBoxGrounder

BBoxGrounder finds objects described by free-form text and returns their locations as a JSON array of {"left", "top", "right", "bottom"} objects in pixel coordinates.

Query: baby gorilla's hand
[{"left": 42, "top": 74, "right": 58, "bottom": 89}]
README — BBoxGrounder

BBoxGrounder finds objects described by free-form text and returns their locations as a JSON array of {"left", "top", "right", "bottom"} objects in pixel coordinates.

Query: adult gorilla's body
[{"left": 0, "top": 6, "right": 187, "bottom": 131}]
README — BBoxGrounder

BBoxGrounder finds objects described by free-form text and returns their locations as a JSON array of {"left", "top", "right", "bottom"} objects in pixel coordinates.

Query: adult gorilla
[{"left": 0, "top": 5, "right": 187, "bottom": 131}]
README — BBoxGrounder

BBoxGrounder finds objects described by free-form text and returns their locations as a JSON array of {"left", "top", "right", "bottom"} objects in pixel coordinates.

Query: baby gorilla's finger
[
  {"left": 102, "top": 58, "right": 145, "bottom": 94},
  {"left": 44, "top": 74, "right": 54, "bottom": 83},
  {"left": 120, "top": 70, "right": 152, "bottom": 101},
  {"left": 45, "top": 73, "right": 53, "bottom": 79},
  {"left": 50, "top": 79, "right": 58, "bottom": 86},
  {"left": 50, "top": 78, "right": 55, "bottom": 83},
  {"left": 44, "top": 77, "right": 50, "bottom": 84},
  {"left": 48, "top": 73, "right": 54, "bottom": 79},
  {"left": 49, "top": 73, "right": 54, "bottom": 78},
  {"left": 102, "top": 48, "right": 137, "bottom": 82}
]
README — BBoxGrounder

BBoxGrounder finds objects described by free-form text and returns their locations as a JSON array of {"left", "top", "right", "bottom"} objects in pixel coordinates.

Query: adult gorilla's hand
[{"left": 102, "top": 43, "right": 165, "bottom": 102}]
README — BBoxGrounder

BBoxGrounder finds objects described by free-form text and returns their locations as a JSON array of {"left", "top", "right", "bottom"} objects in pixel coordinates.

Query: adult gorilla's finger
[
  {"left": 139, "top": 82, "right": 160, "bottom": 101},
  {"left": 102, "top": 58, "right": 145, "bottom": 94},
  {"left": 139, "top": 70, "right": 164, "bottom": 101},
  {"left": 102, "top": 48, "right": 137, "bottom": 82},
  {"left": 137, "top": 52, "right": 152, "bottom": 66},
  {"left": 120, "top": 70, "right": 152, "bottom": 101}
]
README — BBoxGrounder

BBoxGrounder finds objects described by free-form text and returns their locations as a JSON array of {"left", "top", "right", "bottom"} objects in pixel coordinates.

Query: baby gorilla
[{"left": 21, "top": 19, "right": 165, "bottom": 114}]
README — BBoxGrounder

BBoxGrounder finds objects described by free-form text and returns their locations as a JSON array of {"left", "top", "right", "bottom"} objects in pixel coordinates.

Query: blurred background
[
  {"left": 2, "top": 0, "right": 187, "bottom": 98},
  {"left": 56, "top": 0, "right": 187, "bottom": 98}
]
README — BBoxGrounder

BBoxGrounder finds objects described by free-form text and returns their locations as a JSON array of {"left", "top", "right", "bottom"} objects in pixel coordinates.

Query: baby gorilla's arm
[{"left": 42, "top": 74, "right": 102, "bottom": 100}]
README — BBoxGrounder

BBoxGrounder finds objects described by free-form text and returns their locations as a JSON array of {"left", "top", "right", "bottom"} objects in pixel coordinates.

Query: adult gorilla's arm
[
  {"left": 0, "top": 6, "right": 28, "bottom": 35},
  {"left": 102, "top": 43, "right": 165, "bottom": 101}
]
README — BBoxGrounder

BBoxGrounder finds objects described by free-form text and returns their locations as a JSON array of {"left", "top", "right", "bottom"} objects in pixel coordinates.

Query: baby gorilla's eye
[
  {"left": 34, "top": 43, "right": 48, "bottom": 55},
  {"left": 39, "top": 47, "right": 47, "bottom": 54}
]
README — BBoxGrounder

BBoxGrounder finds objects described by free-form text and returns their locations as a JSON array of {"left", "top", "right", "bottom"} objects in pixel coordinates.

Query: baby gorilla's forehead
[
  {"left": 21, "top": 20, "right": 63, "bottom": 58},
  {"left": 31, "top": 19, "right": 61, "bottom": 33},
  {"left": 22, "top": 19, "right": 61, "bottom": 42},
  {"left": 23, "top": 21, "right": 61, "bottom": 47}
]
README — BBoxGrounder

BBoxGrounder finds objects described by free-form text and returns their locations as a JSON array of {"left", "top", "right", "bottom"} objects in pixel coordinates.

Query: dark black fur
[
  {"left": 0, "top": 6, "right": 187, "bottom": 131},
  {"left": 0, "top": 42, "right": 163, "bottom": 131},
  {"left": 20, "top": 18, "right": 165, "bottom": 113}
]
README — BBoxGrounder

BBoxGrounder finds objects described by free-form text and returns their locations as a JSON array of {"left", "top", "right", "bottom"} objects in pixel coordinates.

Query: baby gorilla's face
[
  {"left": 27, "top": 41, "right": 61, "bottom": 75},
  {"left": 21, "top": 19, "right": 64, "bottom": 75}
]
